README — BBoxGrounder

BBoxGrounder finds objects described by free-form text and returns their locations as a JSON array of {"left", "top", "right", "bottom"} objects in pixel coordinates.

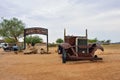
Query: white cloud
[{"left": 0, "top": 0, "right": 120, "bottom": 42}]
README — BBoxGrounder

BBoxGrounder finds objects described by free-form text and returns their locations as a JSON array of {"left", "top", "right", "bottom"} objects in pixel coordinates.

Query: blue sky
[{"left": 0, "top": 0, "right": 120, "bottom": 42}]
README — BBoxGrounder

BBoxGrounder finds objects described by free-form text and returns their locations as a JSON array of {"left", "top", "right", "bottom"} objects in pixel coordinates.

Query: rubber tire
[{"left": 62, "top": 49, "right": 66, "bottom": 63}]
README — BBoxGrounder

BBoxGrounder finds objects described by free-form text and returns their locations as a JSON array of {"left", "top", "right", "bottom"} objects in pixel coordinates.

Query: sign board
[
  {"left": 24, "top": 27, "right": 48, "bottom": 35},
  {"left": 24, "top": 27, "right": 49, "bottom": 53}
]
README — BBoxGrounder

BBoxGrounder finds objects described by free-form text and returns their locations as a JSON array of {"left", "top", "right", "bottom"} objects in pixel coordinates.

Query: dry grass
[{"left": 0, "top": 44, "right": 120, "bottom": 80}]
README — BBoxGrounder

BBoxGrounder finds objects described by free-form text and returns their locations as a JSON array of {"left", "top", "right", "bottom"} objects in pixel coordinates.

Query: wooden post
[
  {"left": 24, "top": 29, "right": 26, "bottom": 50},
  {"left": 47, "top": 31, "right": 49, "bottom": 53}
]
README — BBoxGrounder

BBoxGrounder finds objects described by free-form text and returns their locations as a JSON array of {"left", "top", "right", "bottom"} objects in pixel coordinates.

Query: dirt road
[{"left": 0, "top": 45, "right": 120, "bottom": 80}]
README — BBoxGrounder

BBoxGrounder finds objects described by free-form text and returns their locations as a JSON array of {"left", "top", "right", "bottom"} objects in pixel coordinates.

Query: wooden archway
[{"left": 24, "top": 27, "right": 48, "bottom": 53}]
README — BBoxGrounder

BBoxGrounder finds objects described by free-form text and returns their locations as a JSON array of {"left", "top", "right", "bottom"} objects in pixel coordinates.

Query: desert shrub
[{"left": 48, "top": 43, "right": 57, "bottom": 47}]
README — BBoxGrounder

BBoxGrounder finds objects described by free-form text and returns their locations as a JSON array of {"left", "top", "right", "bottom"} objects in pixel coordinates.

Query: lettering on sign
[{"left": 25, "top": 27, "right": 48, "bottom": 35}]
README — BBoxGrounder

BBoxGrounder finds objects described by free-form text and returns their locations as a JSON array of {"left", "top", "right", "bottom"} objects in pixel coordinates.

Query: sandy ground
[{"left": 0, "top": 45, "right": 120, "bottom": 80}]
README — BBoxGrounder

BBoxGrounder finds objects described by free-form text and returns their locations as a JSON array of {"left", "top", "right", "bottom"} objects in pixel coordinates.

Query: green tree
[
  {"left": 4, "top": 37, "right": 16, "bottom": 43},
  {"left": 88, "top": 38, "right": 98, "bottom": 43},
  {"left": 56, "top": 38, "right": 63, "bottom": 44},
  {"left": 0, "top": 17, "right": 25, "bottom": 43},
  {"left": 106, "top": 40, "right": 111, "bottom": 44},
  {"left": 25, "top": 36, "right": 43, "bottom": 46}
]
